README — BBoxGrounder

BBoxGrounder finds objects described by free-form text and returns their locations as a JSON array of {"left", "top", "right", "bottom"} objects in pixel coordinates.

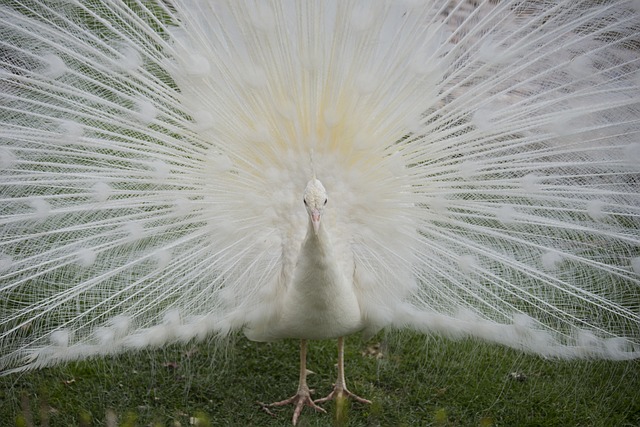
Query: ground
[{"left": 2, "top": 332, "right": 639, "bottom": 426}]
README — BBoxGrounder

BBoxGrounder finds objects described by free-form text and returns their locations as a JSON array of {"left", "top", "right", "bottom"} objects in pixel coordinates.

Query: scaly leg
[
  {"left": 314, "top": 337, "right": 371, "bottom": 405},
  {"left": 265, "top": 339, "right": 326, "bottom": 425}
]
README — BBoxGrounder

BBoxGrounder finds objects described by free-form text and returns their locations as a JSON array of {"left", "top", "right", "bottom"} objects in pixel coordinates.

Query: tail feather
[{"left": 1, "top": 0, "right": 639, "bottom": 372}]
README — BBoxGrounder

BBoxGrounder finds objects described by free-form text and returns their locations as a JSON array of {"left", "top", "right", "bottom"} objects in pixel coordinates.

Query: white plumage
[
  {"left": 246, "top": 179, "right": 363, "bottom": 343},
  {"left": 1, "top": 0, "right": 639, "bottom": 423}
]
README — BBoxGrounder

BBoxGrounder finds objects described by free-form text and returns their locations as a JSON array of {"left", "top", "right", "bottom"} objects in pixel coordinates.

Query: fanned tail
[{"left": 1, "top": 0, "right": 639, "bottom": 373}]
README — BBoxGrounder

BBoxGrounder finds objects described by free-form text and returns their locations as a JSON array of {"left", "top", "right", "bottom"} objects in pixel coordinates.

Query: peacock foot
[
  {"left": 314, "top": 383, "right": 372, "bottom": 406},
  {"left": 260, "top": 387, "right": 327, "bottom": 426}
]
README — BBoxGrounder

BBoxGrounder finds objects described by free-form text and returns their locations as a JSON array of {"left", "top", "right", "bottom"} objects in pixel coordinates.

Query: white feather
[{"left": 0, "top": 0, "right": 639, "bottom": 376}]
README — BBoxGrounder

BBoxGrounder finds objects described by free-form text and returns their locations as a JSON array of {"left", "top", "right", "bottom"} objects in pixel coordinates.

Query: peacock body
[{"left": 1, "top": 1, "right": 639, "bottom": 417}]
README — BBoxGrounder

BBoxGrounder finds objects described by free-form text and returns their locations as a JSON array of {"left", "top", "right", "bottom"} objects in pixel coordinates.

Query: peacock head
[{"left": 303, "top": 179, "right": 328, "bottom": 235}]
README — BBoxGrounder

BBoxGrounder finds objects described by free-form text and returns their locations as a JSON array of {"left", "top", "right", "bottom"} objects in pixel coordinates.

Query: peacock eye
[
  {"left": 324, "top": 198, "right": 328, "bottom": 205},
  {"left": 303, "top": 199, "right": 308, "bottom": 205}
]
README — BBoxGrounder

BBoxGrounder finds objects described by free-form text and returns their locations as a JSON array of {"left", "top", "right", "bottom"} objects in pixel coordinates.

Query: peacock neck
[
  {"left": 303, "top": 217, "right": 333, "bottom": 259},
  {"left": 294, "top": 217, "right": 341, "bottom": 293},
  {"left": 274, "top": 215, "right": 363, "bottom": 340}
]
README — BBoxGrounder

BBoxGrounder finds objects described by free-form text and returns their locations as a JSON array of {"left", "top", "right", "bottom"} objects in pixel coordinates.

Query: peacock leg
[
  {"left": 266, "top": 339, "right": 326, "bottom": 425},
  {"left": 314, "top": 336, "right": 372, "bottom": 405}
]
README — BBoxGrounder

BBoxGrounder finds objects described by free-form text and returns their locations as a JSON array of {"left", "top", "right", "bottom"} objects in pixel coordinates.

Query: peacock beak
[{"left": 311, "top": 209, "right": 321, "bottom": 234}]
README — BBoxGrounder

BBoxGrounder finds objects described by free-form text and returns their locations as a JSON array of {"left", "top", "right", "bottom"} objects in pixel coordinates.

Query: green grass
[{"left": 1, "top": 332, "right": 639, "bottom": 426}]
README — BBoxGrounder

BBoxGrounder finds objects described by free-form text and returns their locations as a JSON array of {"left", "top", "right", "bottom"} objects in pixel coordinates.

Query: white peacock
[{"left": 1, "top": 1, "right": 639, "bottom": 424}]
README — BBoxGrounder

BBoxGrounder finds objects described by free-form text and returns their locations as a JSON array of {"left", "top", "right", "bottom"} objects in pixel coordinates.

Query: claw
[
  {"left": 266, "top": 388, "right": 327, "bottom": 425},
  {"left": 314, "top": 384, "right": 372, "bottom": 406}
]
